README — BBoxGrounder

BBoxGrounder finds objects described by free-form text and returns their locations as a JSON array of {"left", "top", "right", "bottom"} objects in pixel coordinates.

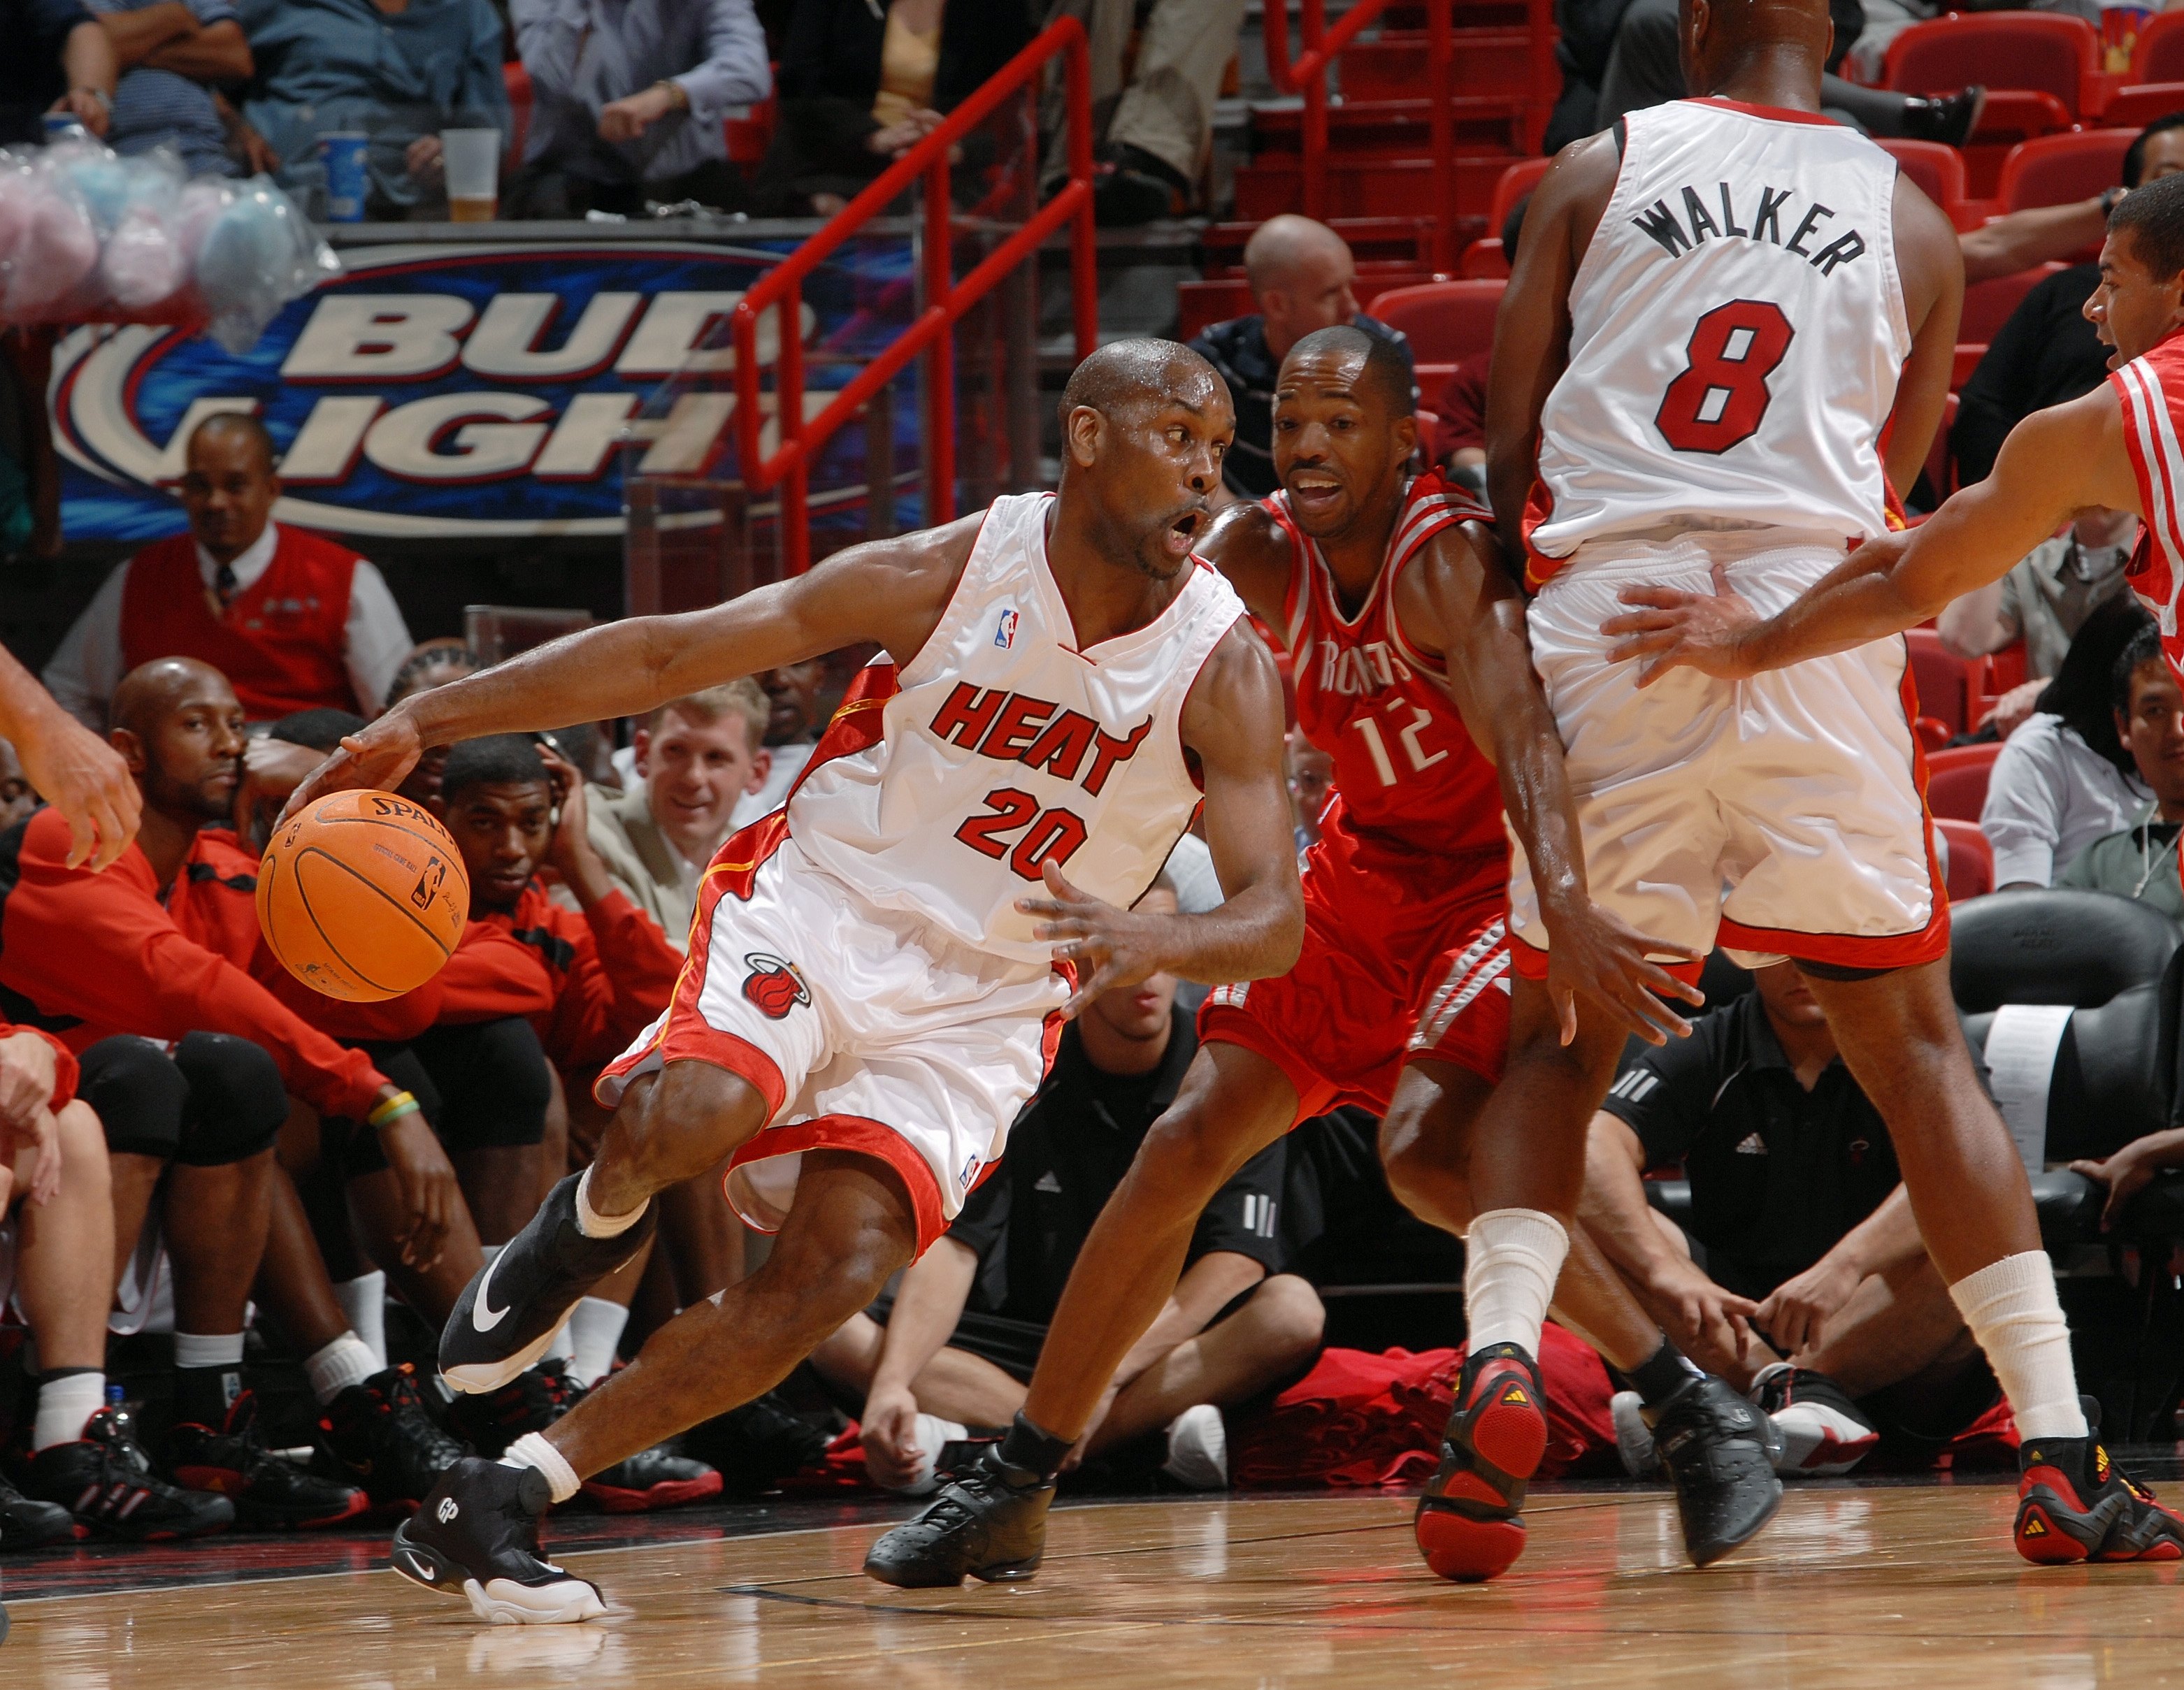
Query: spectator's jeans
[
  {"left": 1594, "top": 0, "right": 1919, "bottom": 135},
  {"left": 1044, "top": 0, "right": 1247, "bottom": 185}
]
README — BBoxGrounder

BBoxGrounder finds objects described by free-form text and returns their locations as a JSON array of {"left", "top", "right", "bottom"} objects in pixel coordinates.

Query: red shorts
[{"left": 1200, "top": 823, "right": 1510, "bottom": 1120}]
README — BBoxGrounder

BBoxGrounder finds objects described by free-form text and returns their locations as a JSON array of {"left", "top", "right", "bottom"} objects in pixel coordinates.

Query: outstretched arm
[
  {"left": 1405, "top": 525, "right": 1701, "bottom": 1043},
  {"left": 0, "top": 647, "right": 138, "bottom": 870},
  {"left": 1021, "top": 623, "right": 1302, "bottom": 1014},
  {"left": 1603, "top": 384, "right": 2140, "bottom": 682},
  {"left": 285, "top": 519, "right": 977, "bottom": 816}
]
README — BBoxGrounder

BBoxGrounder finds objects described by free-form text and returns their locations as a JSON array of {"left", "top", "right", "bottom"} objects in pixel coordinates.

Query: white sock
[
  {"left": 575, "top": 1167, "right": 647, "bottom": 1241},
  {"left": 1949, "top": 1250, "right": 2088, "bottom": 1441},
  {"left": 333, "top": 1271, "right": 388, "bottom": 1370},
  {"left": 34, "top": 1371, "right": 106, "bottom": 1451},
  {"left": 566, "top": 1297, "right": 630, "bottom": 1389},
  {"left": 1464, "top": 1208, "right": 1569, "bottom": 1356},
  {"left": 304, "top": 1333, "right": 380, "bottom": 1406},
  {"left": 173, "top": 1330, "right": 245, "bottom": 1371},
  {"left": 503, "top": 1430, "right": 582, "bottom": 1504}
]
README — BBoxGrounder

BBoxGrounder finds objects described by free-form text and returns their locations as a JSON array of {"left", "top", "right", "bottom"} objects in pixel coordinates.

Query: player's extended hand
[
  {"left": 1753, "top": 1252, "right": 1861, "bottom": 1358},
  {"left": 375, "top": 1101, "right": 459, "bottom": 1271},
  {"left": 858, "top": 1384, "right": 925, "bottom": 1488},
  {"left": 1539, "top": 895, "right": 1703, "bottom": 1047},
  {"left": 1018, "top": 860, "right": 1170, "bottom": 1017},
  {"left": 2069, "top": 1144, "right": 2163, "bottom": 1233},
  {"left": 16, "top": 705, "right": 141, "bottom": 870},
  {"left": 1646, "top": 1257, "right": 1758, "bottom": 1367},
  {"left": 278, "top": 713, "right": 424, "bottom": 826},
  {"left": 1600, "top": 563, "right": 1763, "bottom": 687},
  {"left": 234, "top": 735, "right": 326, "bottom": 849}
]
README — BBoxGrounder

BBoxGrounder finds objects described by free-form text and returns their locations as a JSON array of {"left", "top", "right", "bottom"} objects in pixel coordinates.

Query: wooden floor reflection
[{"left": 9, "top": 1485, "right": 2184, "bottom": 1688}]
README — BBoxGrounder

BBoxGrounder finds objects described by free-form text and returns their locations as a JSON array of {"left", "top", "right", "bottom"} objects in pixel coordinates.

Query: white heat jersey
[
  {"left": 787, "top": 491, "right": 1246, "bottom": 965},
  {"left": 1528, "top": 97, "right": 1909, "bottom": 583}
]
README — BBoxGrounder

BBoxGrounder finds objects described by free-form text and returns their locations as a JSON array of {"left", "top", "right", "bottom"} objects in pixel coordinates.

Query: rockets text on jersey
[
  {"left": 1527, "top": 97, "right": 1909, "bottom": 584},
  {"left": 786, "top": 492, "right": 1248, "bottom": 965},
  {"left": 2115, "top": 327, "right": 2184, "bottom": 677},
  {"left": 1267, "top": 472, "right": 1507, "bottom": 862}
]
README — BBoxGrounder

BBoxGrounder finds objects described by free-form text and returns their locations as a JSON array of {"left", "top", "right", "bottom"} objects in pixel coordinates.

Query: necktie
[{"left": 215, "top": 562, "right": 238, "bottom": 608}]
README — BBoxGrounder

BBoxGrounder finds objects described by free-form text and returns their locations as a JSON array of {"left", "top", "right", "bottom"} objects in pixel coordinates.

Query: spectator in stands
[
  {"left": 45, "top": 415, "right": 413, "bottom": 730},
  {"left": 1983, "top": 598, "right": 2155, "bottom": 890},
  {"left": 1839, "top": 0, "right": 2096, "bottom": 86},
  {"left": 0, "top": 737, "right": 38, "bottom": 831},
  {"left": 1588, "top": 0, "right": 1982, "bottom": 145},
  {"left": 1936, "top": 507, "right": 2136, "bottom": 739},
  {"left": 84, "top": 0, "right": 252, "bottom": 174},
  {"left": 727, "top": 658, "right": 825, "bottom": 825},
  {"left": 1953, "top": 120, "right": 2184, "bottom": 485},
  {"left": 231, "top": 0, "right": 508, "bottom": 218},
  {"left": 504, "top": 0, "right": 770, "bottom": 219},
  {"left": 1287, "top": 729, "right": 1331, "bottom": 856},
  {"left": 1191, "top": 216, "right": 1415, "bottom": 504},
  {"left": 0, "top": 658, "right": 460, "bottom": 1515},
  {"left": 2058, "top": 623, "right": 2184, "bottom": 917},
  {"left": 1583, "top": 962, "right": 1988, "bottom": 1475},
  {"left": 1428, "top": 196, "right": 1526, "bottom": 490},
  {"left": 811, "top": 879, "right": 1321, "bottom": 1493},
  {"left": 587, "top": 680, "right": 769, "bottom": 947},
  {"left": 0, "top": 0, "right": 115, "bottom": 143},
  {"left": 750, "top": 0, "right": 1030, "bottom": 218},
  {"left": 0, "top": 1024, "right": 122, "bottom": 1548}
]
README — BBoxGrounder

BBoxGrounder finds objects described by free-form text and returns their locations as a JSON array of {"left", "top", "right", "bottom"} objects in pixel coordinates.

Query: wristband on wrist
[{"left": 368, "top": 1090, "right": 420, "bottom": 1129}]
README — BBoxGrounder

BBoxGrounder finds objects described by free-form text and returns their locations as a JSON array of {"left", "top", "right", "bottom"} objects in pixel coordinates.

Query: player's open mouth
[
  {"left": 1163, "top": 509, "right": 1207, "bottom": 555},
  {"left": 1290, "top": 472, "right": 1343, "bottom": 510}
]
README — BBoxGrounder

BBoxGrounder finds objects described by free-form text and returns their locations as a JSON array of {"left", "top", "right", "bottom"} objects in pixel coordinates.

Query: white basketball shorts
[
  {"left": 1509, "top": 532, "right": 1946, "bottom": 976},
  {"left": 597, "top": 821, "right": 1067, "bottom": 1255}
]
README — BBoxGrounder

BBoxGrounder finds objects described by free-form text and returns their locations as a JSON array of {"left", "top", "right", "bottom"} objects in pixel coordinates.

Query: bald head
[
  {"left": 1683, "top": 0, "right": 1831, "bottom": 96},
  {"left": 1243, "top": 217, "right": 1362, "bottom": 363},
  {"left": 111, "top": 658, "right": 236, "bottom": 739},
  {"left": 1061, "top": 337, "right": 1226, "bottom": 424},
  {"left": 189, "top": 412, "right": 276, "bottom": 475},
  {"left": 1244, "top": 215, "right": 1350, "bottom": 294}
]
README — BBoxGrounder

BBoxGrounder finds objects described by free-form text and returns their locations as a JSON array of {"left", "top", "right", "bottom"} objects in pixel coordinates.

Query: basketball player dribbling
[
  {"left": 1605, "top": 170, "right": 2184, "bottom": 1559},
  {"left": 868, "top": 324, "right": 1785, "bottom": 1591},
  {"left": 1479, "top": 0, "right": 2183, "bottom": 1563},
  {"left": 283, "top": 340, "right": 1309, "bottom": 1623}
]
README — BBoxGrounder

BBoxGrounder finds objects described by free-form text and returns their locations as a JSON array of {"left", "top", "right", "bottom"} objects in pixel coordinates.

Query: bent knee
[
  {"left": 54, "top": 1099, "right": 111, "bottom": 1197},
  {"left": 1136, "top": 1102, "right": 1264, "bottom": 1201},
  {"left": 619, "top": 1061, "right": 770, "bottom": 1174},
  {"left": 1251, "top": 1273, "right": 1326, "bottom": 1361}
]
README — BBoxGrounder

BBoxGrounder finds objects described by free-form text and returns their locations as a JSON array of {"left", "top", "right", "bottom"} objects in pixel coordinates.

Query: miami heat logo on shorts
[{"left": 741, "top": 953, "right": 812, "bottom": 1019}]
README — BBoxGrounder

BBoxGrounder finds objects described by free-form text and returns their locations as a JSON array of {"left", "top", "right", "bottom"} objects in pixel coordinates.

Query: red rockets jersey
[
  {"left": 1265, "top": 472, "right": 1507, "bottom": 864},
  {"left": 2113, "top": 327, "right": 2184, "bottom": 679}
]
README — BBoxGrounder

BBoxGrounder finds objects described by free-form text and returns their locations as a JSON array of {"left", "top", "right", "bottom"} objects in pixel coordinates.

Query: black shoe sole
[
  {"left": 862, "top": 1550, "right": 1042, "bottom": 1589},
  {"left": 1686, "top": 1477, "right": 1783, "bottom": 1568}
]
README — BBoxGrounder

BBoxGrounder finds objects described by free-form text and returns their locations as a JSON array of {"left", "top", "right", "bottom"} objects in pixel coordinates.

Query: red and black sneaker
[
  {"left": 172, "top": 1391, "right": 368, "bottom": 1529},
  {"left": 450, "top": 1363, "right": 724, "bottom": 1514},
  {"left": 1414, "top": 1342, "right": 1548, "bottom": 1582},
  {"left": 317, "top": 1363, "right": 469, "bottom": 1515},
  {"left": 19, "top": 1407, "right": 234, "bottom": 1541},
  {"left": 2016, "top": 1399, "right": 2184, "bottom": 1564}
]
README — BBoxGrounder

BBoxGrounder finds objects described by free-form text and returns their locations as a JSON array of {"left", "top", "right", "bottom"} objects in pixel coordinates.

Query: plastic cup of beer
[{"left": 441, "top": 128, "right": 501, "bottom": 222}]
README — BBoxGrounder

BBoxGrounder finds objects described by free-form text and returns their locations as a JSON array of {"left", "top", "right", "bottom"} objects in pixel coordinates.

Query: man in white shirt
[
  {"left": 42, "top": 415, "right": 411, "bottom": 729},
  {"left": 587, "top": 678, "right": 770, "bottom": 947}
]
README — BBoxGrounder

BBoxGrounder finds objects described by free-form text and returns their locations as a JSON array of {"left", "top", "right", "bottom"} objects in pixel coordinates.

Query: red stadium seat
[
  {"left": 1906, "top": 628, "right": 1978, "bottom": 733},
  {"left": 1882, "top": 15, "right": 2098, "bottom": 131},
  {"left": 1996, "top": 129, "right": 2134, "bottom": 211},
  {"left": 1926, "top": 742, "right": 2004, "bottom": 821},
  {"left": 1936, "top": 818, "right": 1996, "bottom": 901},
  {"left": 1458, "top": 238, "right": 1509, "bottom": 278},
  {"left": 2132, "top": 10, "right": 2184, "bottom": 84},
  {"left": 725, "top": 93, "right": 777, "bottom": 166},
  {"left": 502, "top": 61, "right": 531, "bottom": 171},
  {"left": 1924, "top": 390, "right": 1959, "bottom": 498},
  {"left": 1365, "top": 280, "right": 1506, "bottom": 366},
  {"left": 2099, "top": 82, "right": 2184, "bottom": 130},
  {"left": 1488, "top": 159, "right": 1551, "bottom": 241},
  {"left": 1959, "top": 262, "right": 2067, "bottom": 345},
  {"left": 1177, "top": 278, "right": 1255, "bottom": 341},
  {"left": 1878, "top": 139, "right": 1969, "bottom": 215}
]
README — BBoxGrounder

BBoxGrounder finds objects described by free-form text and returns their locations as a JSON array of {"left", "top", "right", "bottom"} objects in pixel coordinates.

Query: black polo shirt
[
  {"left": 944, "top": 1006, "right": 1286, "bottom": 1325},
  {"left": 1599, "top": 992, "right": 1900, "bottom": 1301},
  {"left": 1188, "top": 312, "right": 1417, "bottom": 501}
]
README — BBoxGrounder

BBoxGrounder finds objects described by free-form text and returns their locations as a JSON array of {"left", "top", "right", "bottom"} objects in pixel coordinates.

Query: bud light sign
[{"left": 51, "top": 237, "right": 905, "bottom": 544}]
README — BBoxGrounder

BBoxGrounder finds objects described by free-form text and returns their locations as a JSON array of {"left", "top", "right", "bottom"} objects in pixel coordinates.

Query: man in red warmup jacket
[{"left": 0, "top": 658, "right": 483, "bottom": 1515}]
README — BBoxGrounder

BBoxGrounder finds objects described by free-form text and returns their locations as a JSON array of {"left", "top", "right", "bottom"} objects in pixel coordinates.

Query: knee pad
[
  {"left": 412, "top": 1017, "right": 550, "bottom": 1153},
  {"left": 78, "top": 1035, "right": 186, "bottom": 1161},
  {"left": 170, "top": 1032, "right": 287, "bottom": 1166}
]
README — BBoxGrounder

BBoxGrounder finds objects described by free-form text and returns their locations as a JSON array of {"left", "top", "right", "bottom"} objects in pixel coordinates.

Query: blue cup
[
  {"left": 41, "top": 113, "right": 87, "bottom": 145},
  {"left": 318, "top": 131, "right": 369, "bottom": 222}
]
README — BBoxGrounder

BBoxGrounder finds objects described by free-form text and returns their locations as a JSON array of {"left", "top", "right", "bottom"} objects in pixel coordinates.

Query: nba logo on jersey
[
  {"left": 959, "top": 1153, "right": 982, "bottom": 1192},
  {"left": 994, "top": 608, "right": 1019, "bottom": 649}
]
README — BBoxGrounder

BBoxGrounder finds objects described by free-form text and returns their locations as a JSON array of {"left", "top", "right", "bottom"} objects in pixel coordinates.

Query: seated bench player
[
  {"left": 811, "top": 876, "right": 1322, "bottom": 1493},
  {"left": 1582, "top": 962, "right": 1988, "bottom": 1477},
  {"left": 0, "top": 658, "right": 479, "bottom": 1512}
]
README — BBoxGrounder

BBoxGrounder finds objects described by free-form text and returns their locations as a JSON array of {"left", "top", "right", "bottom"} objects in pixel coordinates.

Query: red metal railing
[
  {"left": 730, "top": 17, "right": 1097, "bottom": 575},
  {"left": 1262, "top": 0, "right": 1558, "bottom": 272}
]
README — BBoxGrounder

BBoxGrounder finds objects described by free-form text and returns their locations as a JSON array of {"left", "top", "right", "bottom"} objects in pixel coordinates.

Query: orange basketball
[{"left": 257, "top": 791, "right": 469, "bottom": 1002}]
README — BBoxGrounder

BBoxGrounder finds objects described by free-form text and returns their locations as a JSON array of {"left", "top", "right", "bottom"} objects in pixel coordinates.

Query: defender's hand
[
  {"left": 1017, "top": 860, "right": 1171, "bottom": 1017},
  {"left": 1600, "top": 563, "right": 1762, "bottom": 686},
  {"left": 278, "top": 714, "right": 424, "bottom": 826},
  {"left": 1754, "top": 1253, "right": 1861, "bottom": 1357},
  {"left": 15, "top": 707, "right": 140, "bottom": 870},
  {"left": 1539, "top": 895, "right": 1703, "bottom": 1047}
]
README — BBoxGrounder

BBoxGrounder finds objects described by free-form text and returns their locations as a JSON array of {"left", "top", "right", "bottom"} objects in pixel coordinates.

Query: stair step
[
  {"left": 1234, "top": 154, "right": 1505, "bottom": 222},
  {"left": 1249, "top": 97, "right": 1527, "bottom": 158},
  {"left": 1201, "top": 216, "right": 1437, "bottom": 268},
  {"left": 1337, "top": 31, "right": 1536, "bottom": 99}
]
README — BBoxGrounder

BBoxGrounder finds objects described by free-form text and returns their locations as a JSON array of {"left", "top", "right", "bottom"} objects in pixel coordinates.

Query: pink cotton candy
[{"left": 6, "top": 184, "right": 99, "bottom": 317}]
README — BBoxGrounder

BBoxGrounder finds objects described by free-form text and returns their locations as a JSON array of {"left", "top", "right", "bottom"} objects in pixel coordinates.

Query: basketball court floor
[{"left": 7, "top": 1464, "right": 2184, "bottom": 1688}]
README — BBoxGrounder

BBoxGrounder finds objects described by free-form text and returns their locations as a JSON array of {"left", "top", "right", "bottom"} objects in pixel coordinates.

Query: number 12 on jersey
[
  {"left": 1351, "top": 700, "right": 1449, "bottom": 788},
  {"left": 1655, "top": 298, "right": 1795, "bottom": 455}
]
